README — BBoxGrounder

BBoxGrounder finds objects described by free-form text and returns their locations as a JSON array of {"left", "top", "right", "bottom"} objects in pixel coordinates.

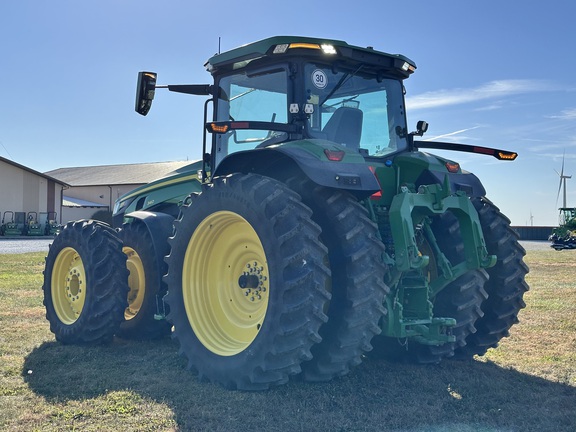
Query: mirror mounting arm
[
  {"left": 163, "top": 84, "right": 214, "bottom": 96},
  {"left": 135, "top": 71, "right": 216, "bottom": 116}
]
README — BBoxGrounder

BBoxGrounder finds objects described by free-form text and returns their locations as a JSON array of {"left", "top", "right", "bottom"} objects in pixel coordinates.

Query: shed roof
[
  {"left": 0, "top": 155, "right": 69, "bottom": 186},
  {"left": 45, "top": 161, "right": 195, "bottom": 186},
  {"left": 63, "top": 196, "right": 108, "bottom": 208}
]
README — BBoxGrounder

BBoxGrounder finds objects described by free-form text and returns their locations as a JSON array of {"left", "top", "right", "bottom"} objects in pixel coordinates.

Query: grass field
[{"left": 0, "top": 248, "right": 574, "bottom": 431}]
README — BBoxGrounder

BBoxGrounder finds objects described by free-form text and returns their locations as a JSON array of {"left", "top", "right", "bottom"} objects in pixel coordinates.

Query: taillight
[
  {"left": 368, "top": 166, "right": 383, "bottom": 200},
  {"left": 324, "top": 149, "right": 345, "bottom": 161}
]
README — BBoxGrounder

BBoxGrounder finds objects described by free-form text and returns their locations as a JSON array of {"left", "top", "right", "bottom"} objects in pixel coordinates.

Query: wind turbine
[{"left": 555, "top": 151, "right": 571, "bottom": 209}]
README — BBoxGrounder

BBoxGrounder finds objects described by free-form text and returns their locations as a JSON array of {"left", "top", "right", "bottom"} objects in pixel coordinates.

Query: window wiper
[
  {"left": 230, "top": 88, "right": 256, "bottom": 101},
  {"left": 319, "top": 64, "right": 364, "bottom": 106},
  {"left": 324, "top": 94, "right": 359, "bottom": 111}
]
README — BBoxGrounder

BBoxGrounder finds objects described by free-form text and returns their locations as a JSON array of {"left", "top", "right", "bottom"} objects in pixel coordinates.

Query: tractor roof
[{"left": 206, "top": 36, "right": 416, "bottom": 79}]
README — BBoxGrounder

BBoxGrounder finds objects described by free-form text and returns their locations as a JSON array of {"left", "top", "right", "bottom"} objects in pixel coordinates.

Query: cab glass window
[
  {"left": 304, "top": 63, "right": 407, "bottom": 157},
  {"left": 215, "top": 68, "right": 288, "bottom": 159}
]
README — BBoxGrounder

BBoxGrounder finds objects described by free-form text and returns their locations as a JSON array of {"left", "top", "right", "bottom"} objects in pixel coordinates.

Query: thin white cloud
[
  {"left": 475, "top": 103, "right": 504, "bottom": 112},
  {"left": 423, "top": 126, "right": 482, "bottom": 142},
  {"left": 406, "top": 79, "right": 554, "bottom": 110},
  {"left": 547, "top": 108, "right": 576, "bottom": 120}
]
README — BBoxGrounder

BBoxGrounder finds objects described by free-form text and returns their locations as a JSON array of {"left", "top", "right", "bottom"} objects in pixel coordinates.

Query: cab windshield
[
  {"left": 213, "top": 62, "right": 408, "bottom": 163},
  {"left": 304, "top": 63, "right": 408, "bottom": 157}
]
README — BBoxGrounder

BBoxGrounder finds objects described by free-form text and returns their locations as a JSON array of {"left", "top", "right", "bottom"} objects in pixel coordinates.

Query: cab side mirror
[{"left": 135, "top": 72, "right": 157, "bottom": 116}]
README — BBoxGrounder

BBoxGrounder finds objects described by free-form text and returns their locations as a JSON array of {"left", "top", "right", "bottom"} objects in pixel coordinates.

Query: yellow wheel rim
[
  {"left": 51, "top": 247, "right": 87, "bottom": 324},
  {"left": 183, "top": 211, "right": 269, "bottom": 356},
  {"left": 123, "top": 246, "right": 146, "bottom": 321}
]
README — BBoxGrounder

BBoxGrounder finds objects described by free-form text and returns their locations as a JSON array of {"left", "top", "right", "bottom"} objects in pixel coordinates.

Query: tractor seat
[{"left": 322, "top": 107, "right": 363, "bottom": 149}]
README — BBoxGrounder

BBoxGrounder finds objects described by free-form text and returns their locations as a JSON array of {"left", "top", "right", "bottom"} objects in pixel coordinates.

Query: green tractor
[{"left": 42, "top": 36, "right": 529, "bottom": 390}]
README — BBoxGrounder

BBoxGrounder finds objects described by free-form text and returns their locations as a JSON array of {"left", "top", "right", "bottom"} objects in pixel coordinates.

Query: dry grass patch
[
  {"left": 482, "top": 249, "right": 576, "bottom": 387},
  {"left": 0, "top": 249, "right": 575, "bottom": 431}
]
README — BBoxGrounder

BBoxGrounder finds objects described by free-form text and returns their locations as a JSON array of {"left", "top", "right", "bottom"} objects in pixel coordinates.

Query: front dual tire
[{"left": 42, "top": 220, "right": 129, "bottom": 344}]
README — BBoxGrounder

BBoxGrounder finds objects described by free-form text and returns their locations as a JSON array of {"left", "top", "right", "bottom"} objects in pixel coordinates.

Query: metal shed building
[{"left": 0, "top": 155, "right": 68, "bottom": 225}]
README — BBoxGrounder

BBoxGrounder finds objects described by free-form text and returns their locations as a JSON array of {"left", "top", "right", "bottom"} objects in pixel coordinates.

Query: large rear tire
[
  {"left": 289, "top": 181, "right": 388, "bottom": 381},
  {"left": 374, "top": 214, "right": 488, "bottom": 364},
  {"left": 164, "top": 173, "right": 331, "bottom": 390},
  {"left": 412, "top": 269, "right": 488, "bottom": 363},
  {"left": 410, "top": 213, "right": 489, "bottom": 363},
  {"left": 118, "top": 221, "right": 171, "bottom": 340},
  {"left": 42, "top": 220, "right": 129, "bottom": 344},
  {"left": 456, "top": 197, "right": 529, "bottom": 356}
]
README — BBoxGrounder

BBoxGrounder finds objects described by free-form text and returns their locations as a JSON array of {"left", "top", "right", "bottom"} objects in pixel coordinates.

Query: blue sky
[{"left": 1, "top": 0, "right": 575, "bottom": 226}]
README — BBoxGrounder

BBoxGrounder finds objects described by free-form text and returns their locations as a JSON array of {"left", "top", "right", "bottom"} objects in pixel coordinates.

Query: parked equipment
[
  {"left": 42, "top": 36, "right": 529, "bottom": 390},
  {"left": 1, "top": 211, "right": 25, "bottom": 236},
  {"left": 550, "top": 207, "right": 576, "bottom": 250},
  {"left": 39, "top": 211, "right": 60, "bottom": 236},
  {"left": 24, "top": 212, "right": 44, "bottom": 236}
]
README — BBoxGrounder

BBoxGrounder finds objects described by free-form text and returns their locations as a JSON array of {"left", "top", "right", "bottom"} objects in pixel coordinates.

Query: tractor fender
[
  {"left": 122, "top": 210, "right": 174, "bottom": 266},
  {"left": 214, "top": 147, "right": 380, "bottom": 199}
]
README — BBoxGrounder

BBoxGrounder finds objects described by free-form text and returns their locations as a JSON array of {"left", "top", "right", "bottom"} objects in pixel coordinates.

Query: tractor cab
[
  {"left": 204, "top": 38, "right": 414, "bottom": 168},
  {"left": 558, "top": 207, "right": 576, "bottom": 226},
  {"left": 136, "top": 37, "right": 416, "bottom": 180},
  {"left": 135, "top": 36, "right": 516, "bottom": 190}
]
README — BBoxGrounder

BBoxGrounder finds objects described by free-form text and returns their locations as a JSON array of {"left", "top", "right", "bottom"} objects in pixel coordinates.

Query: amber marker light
[
  {"left": 289, "top": 43, "right": 321, "bottom": 50},
  {"left": 210, "top": 123, "right": 229, "bottom": 133},
  {"left": 274, "top": 42, "right": 336, "bottom": 55},
  {"left": 445, "top": 162, "right": 460, "bottom": 173},
  {"left": 498, "top": 151, "right": 518, "bottom": 160}
]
